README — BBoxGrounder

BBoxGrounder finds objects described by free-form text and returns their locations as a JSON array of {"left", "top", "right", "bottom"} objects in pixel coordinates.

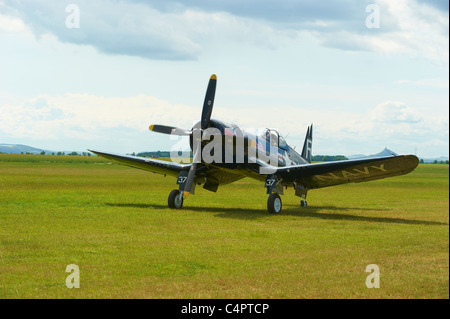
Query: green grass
[{"left": 0, "top": 154, "right": 448, "bottom": 298}]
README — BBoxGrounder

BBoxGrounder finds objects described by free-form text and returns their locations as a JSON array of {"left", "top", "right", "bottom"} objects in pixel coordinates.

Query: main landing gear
[
  {"left": 267, "top": 193, "right": 308, "bottom": 214},
  {"left": 168, "top": 171, "right": 309, "bottom": 213},
  {"left": 168, "top": 171, "right": 189, "bottom": 209},
  {"left": 168, "top": 189, "right": 184, "bottom": 209},
  {"left": 300, "top": 198, "right": 308, "bottom": 207},
  {"left": 266, "top": 178, "right": 310, "bottom": 214},
  {"left": 267, "top": 193, "right": 282, "bottom": 214}
]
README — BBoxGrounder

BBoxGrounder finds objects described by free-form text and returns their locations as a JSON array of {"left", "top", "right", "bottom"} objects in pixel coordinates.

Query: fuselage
[{"left": 189, "top": 119, "right": 308, "bottom": 168}]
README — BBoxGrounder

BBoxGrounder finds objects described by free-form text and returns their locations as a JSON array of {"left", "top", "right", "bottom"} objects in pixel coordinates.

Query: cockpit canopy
[{"left": 262, "top": 128, "right": 288, "bottom": 150}]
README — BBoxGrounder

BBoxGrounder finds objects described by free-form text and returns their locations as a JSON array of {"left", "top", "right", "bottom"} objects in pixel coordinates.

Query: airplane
[{"left": 89, "top": 74, "right": 419, "bottom": 214}]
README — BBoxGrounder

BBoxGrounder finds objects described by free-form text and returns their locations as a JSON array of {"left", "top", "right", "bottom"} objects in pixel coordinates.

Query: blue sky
[{"left": 0, "top": 0, "right": 448, "bottom": 158}]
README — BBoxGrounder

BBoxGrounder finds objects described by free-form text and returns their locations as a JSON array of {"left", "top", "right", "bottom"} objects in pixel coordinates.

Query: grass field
[{"left": 0, "top": 154, "right": 448, "bottom": 298}]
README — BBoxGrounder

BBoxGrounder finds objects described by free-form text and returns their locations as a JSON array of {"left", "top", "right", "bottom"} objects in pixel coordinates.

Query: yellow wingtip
[
  {"left": 210, "top": 74, "right": 217, "bottom": 80},
  {"left": 183, "top": 191, "right": 190, "bottom": 198},
  {"left": 149, "top": 125, "right": 154, "bottom": 131}
]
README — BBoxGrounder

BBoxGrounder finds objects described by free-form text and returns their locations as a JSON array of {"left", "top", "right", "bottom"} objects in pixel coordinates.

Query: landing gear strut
[
  {"left": 267, "top": 193, "right": 282, "bottom": 214},
  {"left": 300, "top": 198, "right": 308, "bottom": 207},
  {"left": 168, "top": 189, "right": 183, "bottom": 209}
]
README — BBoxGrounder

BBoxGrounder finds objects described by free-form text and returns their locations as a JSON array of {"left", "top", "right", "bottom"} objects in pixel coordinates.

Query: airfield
[{"left": 0, "top": 154, "right": 448, "bottom": 298}]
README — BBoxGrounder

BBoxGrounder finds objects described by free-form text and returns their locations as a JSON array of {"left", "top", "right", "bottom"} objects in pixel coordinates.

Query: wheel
[
  {"left": 300, "top": 199, "right": 307, "bottom": 207},
  {"left": 267, "top": 193, "right": 282, "bottom": 214},
  {"left": 168, "top": 189, "right": 183, "bottom": 209}
]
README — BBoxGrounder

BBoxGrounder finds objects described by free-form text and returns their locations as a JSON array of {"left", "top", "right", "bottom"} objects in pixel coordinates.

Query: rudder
[{"left": 301, "top": 124, "right": 313, "bottom": 163}]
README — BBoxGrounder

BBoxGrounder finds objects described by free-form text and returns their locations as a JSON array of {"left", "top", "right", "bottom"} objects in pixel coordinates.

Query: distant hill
[
  {"left": 347, "top": 147, "right": 398, "bottom": 159},
  {"left": 0, "top": 143, "right": 93, "bottom": 155},
  {"left": 347, "top": 147, "right": 448, "bottom": 164},
  {"left": 346, "top": 154, "right": 366, "bottom": 159},
  {"left": 0, "top": 144, "right": 54, "bottom": 154},
  {"left": 2, "top": 144, "right": 448, "bottom": 164}
]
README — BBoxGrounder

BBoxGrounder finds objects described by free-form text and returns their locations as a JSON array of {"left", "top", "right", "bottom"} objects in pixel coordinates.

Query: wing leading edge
[
  {"left": 88, "top": 149, "right": 191, "bottom": 177},
  {"left": 89, "top": 149, "right": 419, "bottom": 191},
  {"left": 274, "top": 155, "right": 419, "bottom": 189}
]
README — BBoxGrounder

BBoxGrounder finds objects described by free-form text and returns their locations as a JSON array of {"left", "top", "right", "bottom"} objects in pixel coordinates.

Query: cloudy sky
[{"left": 0, "top": 0, "right": 448, "bottom": 157}]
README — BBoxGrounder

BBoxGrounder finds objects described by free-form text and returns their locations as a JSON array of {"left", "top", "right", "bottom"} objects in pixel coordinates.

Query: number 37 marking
[{"left": 265, "top": 179, "right": 276, "bottom": 187}]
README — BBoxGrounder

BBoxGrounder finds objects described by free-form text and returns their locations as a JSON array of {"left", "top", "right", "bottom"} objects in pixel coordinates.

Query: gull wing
[
  {"left": 88, "top": 149, "right": 191, "bottom": 177},
  {"left": 274, "top": 155, "right": 419, "bottom": 189}
]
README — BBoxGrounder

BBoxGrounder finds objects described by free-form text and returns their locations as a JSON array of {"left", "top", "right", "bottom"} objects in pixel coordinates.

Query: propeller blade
[
  {"left": 152, "top": 74, "right": 217, "bottom": 197},
  {"left": 183, "top": 136, "right": 202, "bottom": 197},
  {"left": 149, "top": 124, "right": 191, "bottom": 136},
  {"left": 201, "top": 74, "right": 217, "bottom": 130}
]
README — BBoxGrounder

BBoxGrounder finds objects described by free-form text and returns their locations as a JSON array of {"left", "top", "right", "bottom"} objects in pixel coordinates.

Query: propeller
[
  {"left": 201, "top": 74, "right": 216, "bottom": 130},
  {"left": 149, "top": 124, "right": 191, "bottom": 136},
  {"left": 149, "top": 74, "right": 218, "bottom": 197}
]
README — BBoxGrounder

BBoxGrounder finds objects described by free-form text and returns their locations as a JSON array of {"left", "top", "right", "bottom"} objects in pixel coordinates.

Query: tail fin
[{"left": 301, "top": 124, "right": 313, "bottom": 163}]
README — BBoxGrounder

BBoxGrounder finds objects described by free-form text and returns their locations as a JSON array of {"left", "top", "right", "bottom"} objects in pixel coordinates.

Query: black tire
[
  {"left": 300, "top": 199, "right": 307, "bottom": 207},
  {"left": 168, "top": 189, "right": 183, "bottom": 209},
  {"left": 267, "top": 193, "right": 282, "bottom": 214}
]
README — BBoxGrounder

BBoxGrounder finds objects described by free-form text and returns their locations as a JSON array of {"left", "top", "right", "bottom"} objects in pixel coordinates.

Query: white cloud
[
  {"left": 3, "top": 0, "right": 448, "bottom": 67},
  {"left": 2, "top": 94, "right": 446, "bottom": 156},
  {"left": 0, "top": 93, "right": 197, "bottom": 140},
  {"left": 0, "top": 1, "right": 447, "bottom": 157},
  {"left": 0, "top": 12, "right": 28, "bottom": 33},
  {"left": 396, "top": 78, "right": 449, "bottom": 89},
  {"left": 316, "top": 0, "right": 449, "bottom": 68},
  {"left": 370, "top": 101, "right": 423, "bottom": 123},
  {"left": 3, "top": 0, "right": 285, "bottom": 60}
]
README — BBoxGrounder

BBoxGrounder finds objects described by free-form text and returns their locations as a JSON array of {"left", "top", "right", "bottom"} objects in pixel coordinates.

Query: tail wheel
[
  {"left": 267, "top": 193, "right": 282, "bottom": 214},
  {"left": 300, "top": 199, "right": 307, "bottom": 207},
  {"left": 168, "top": 189, "right": 183, "bottom": 209}
]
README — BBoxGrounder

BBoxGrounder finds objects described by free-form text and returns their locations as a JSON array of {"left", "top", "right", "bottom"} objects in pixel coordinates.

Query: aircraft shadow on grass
[{"left": 105, "top": 203, "right": 447, "bottom": 226}]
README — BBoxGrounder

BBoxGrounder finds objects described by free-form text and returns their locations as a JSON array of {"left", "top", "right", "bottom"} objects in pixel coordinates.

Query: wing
[
  {"left": 88, "top": 149, "right": 245, "bottom": 192},
  {"left": 88, "top": 149, "right": 191, "bottom": 177},
  {"left": 274, "top": 155, "right": 419, "bottom": 189}
]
